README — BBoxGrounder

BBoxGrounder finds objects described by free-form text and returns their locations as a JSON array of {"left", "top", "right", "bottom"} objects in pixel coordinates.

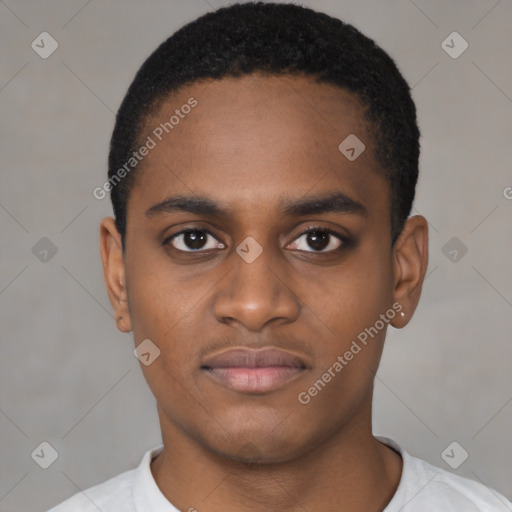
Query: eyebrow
[{"left": 144, "top": 192, "right": 367, "bottom": 219}]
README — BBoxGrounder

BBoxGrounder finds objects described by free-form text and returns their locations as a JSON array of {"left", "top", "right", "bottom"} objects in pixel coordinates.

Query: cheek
[
  {"left": 125, "top": 253, "right": 204, "bottom": 340},
  {"left": 124, "top": 256, "right": 215, "bottom": 402},
  {"left": 296, "top": 240, "right": 393, "bottom": 403},
  {"left": 297, "top": 315, "right": 388, "bottom": 429},
  {"left": 126, "top": 270, "right": 202, "bottom": 405},
  {"left": 307, "top": 250, "right": 393, "bottom": 337}
]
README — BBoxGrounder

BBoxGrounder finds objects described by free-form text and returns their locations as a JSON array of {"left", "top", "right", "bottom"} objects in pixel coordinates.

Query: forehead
[{"left": 130, "top": 74, "right": 388, "bottom": 221}]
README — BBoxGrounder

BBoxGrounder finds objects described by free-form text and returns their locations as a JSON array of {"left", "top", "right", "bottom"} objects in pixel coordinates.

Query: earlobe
[
  {"left": 390, "top": 215, "right": 429, "bottom": 328},
  {"left": 99, "top": 217, "right": 132, "bottom": 333}
]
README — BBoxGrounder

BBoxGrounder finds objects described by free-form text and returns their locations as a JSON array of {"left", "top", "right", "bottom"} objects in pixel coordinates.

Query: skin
[{"left": 100, "top": 74, "right": 428, "bottom": 511}]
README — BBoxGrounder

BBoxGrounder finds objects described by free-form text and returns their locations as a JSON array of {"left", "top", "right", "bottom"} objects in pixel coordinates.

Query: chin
[{"left": 203, "top": 426, "right": 313, "bottom": 466}]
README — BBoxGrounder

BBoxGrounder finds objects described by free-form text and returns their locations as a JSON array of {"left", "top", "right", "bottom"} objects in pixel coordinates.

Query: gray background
[{"left": 1, "top": 0, "right": 511, "bottom": 510}]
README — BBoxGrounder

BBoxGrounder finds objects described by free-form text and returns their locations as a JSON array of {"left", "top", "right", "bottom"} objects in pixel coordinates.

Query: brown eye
[
  {"left": 305, "top": 230, "right": 330, "bottom": 251},
  {"left": 167, "top": 229, "right": 225, "bottom": 252},
  {"left": 289, "top": 228, "right": 344, "bottom": 253}
]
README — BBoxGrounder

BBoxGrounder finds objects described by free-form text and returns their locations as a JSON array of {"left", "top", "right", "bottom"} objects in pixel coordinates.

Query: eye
[
  {"left": 165, "top": 227, "right": 348, "bottom": 254},
  {"left": 165, "top": 229, "right": 225, "bottom": 252},
  {"left": 288, "top": 228, "right": 346, "bottom": 253}
]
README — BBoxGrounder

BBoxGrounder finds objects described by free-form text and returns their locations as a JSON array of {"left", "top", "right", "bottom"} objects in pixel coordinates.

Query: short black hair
[{"left": 108, "top": 1, "right": 420, "bottom": 248}]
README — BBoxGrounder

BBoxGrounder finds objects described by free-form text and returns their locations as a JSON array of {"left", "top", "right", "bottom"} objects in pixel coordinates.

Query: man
[{"left": 50, "top": 2, "right": 512, "bottom": 510}]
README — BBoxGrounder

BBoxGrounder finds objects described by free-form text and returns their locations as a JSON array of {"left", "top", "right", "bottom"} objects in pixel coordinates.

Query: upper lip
[{"left": 201, "top": 347, "right": 309, "bottom": 370}]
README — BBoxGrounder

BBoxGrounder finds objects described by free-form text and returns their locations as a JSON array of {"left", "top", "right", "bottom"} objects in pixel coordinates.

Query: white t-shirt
[{"left": 47, "top": 437, "right": 512, "bottom": 511}]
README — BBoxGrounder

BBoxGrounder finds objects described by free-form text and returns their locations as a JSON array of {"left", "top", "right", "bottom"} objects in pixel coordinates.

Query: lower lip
[{"left": 203, "top": 366, "right": 305, "bottom": 393}]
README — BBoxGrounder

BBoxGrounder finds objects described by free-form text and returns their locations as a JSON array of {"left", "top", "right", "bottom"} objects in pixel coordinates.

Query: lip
[{"left": 201, "top": 347, "right": 308, "bottom": 394}]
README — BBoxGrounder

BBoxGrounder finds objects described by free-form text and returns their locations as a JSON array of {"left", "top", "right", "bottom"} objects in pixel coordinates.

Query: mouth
[{"left": 201, "top": 347, "right": 309, "bottom": 394}]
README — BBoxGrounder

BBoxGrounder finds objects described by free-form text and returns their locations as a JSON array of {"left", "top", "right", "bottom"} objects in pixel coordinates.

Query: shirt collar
[
  {"left": 132, "top": 445, "right": 180, "bottom": 512},
  {"left": 133, "top": 438, "right": 409, "bottom": 511}
]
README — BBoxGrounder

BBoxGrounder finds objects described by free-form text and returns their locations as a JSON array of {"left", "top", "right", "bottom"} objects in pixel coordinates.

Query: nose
[{"left": 213, "top": 245, "right": 301, "bottom": 332}]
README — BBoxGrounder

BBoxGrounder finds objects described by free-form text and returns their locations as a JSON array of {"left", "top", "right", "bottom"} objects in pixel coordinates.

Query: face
[{"left": 101, "top": 74, "right": 427, "bottom": 464}]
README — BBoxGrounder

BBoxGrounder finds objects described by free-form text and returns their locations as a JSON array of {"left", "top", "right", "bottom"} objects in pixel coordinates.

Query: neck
[{"left": 150, "top": 394, "right": 402, "bottom": 512}]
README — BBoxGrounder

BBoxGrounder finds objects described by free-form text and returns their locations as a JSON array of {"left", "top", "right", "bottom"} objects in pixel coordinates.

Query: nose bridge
[{"left": 213, "top": 238, "right": 300, "bottom": 331}]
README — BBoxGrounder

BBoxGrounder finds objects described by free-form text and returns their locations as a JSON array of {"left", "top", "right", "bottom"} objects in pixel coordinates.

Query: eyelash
[{"left": 163, "top": 226, "right": 350, "bottom": 255}]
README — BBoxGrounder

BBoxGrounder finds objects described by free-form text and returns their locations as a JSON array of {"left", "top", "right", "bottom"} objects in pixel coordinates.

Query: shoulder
[
  {"left": 46, "top": 468, "right": 135, "bottom": 512},
  {"left": 47, "top": 471, "right": 133, "bottom": 512},
  {"left": 406, "top": 455, "right": 512, "bottom": 511},
  {"left": 379, "top": 437, "right": 512, "bottom": 512},
  {"left": 46, "top": 446, "right": 165, "bottom": 512}
]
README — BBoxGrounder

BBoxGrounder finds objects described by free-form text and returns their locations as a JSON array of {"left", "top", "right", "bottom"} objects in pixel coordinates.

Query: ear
[
  {"left": 99, "top": 217, "right": 132, "bottom": 333},
  {"left": 390, "top": 215, "right": 429, "bottom": 328}
]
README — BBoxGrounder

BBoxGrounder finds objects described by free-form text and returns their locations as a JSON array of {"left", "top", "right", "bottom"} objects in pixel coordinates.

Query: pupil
[
  {"left": 184, "top": 230, "right": 207, "bottom": 249},
  {"left": 307, "top": 230, "right": 329, "bottom": 251}
]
